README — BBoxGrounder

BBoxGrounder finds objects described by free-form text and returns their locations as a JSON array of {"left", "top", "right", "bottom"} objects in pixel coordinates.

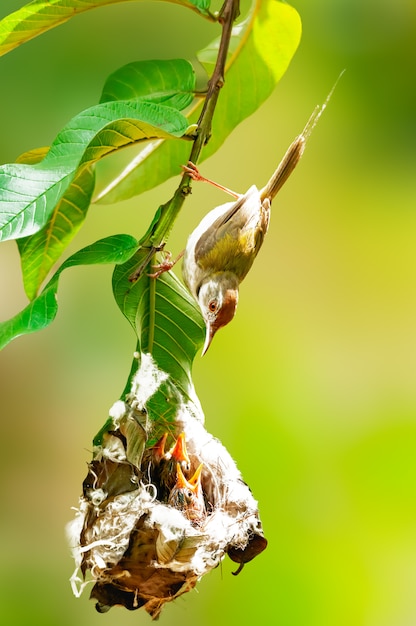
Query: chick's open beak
[
  {"left": 169, "top": 432, "right": 190, "bottom": 469},
  {"left": 175, "top": 462, "right": 204, "bottom": 494}
]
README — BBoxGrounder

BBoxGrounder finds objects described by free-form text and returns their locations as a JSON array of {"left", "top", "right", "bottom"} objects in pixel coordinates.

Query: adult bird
[{"left": 181, "top": 86, "right": 335, "bottom": 353}]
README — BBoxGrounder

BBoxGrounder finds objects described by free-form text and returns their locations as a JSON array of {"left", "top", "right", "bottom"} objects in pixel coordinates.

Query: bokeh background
[{"left": 1, "top": 0, "right": 416, "bottom": 624}]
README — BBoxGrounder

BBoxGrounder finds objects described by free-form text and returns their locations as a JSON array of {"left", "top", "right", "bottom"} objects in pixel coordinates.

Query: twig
[{"left": 129, "top": 0, "right": 240, "bottom": 282}]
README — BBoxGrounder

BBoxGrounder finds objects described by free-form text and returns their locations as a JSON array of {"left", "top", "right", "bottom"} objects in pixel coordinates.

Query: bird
[
  {"left": 142, "top": 432, "right": 192, "bottom": 501},
  {"left": 182, "top": 173, "right": 269, "bottom": 355},
  {"left": 168, "top": 462, "right": 206, "bottom": 524},
  {"left": 181, "top": 87, "right": 336, "bottom": 354}
]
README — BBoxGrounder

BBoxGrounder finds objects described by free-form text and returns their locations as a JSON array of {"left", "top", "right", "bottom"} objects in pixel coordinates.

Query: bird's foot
[
  {"left": 148, "top": 250, "right": 184, "bottom": 279},
  {"left": 182, "top": 161, "right": 240, "bottom": 198}
]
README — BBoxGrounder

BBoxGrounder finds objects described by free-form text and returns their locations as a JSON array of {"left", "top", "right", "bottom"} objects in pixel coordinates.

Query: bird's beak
[
  {"left": 175, "top": 463, "right": 189, "bottom": 489},
  {"left": 153, "top": 432, "right": 168, "bottom": 459},
  {"left": 202, "top": 322, "right": 217, "bottom": 356},
  {"left": 188, "top": 463, "right": 203, "bottom": 489},
  {"left": 170, "top": 432, "right": 190, "bottom": 467},
  {"left": 175, "top": 462, "right": 204, "bottom": 492}
]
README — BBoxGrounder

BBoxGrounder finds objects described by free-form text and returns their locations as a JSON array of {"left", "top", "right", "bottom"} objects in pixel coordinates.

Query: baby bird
[
  {"left": 144, "top": 432, "right": 191, "bottom": 501},
  {"left": 168, "top": 462, "right": 205, "bottom": 524}
]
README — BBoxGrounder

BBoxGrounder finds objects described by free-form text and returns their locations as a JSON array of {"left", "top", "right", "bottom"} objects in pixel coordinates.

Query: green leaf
[
  {"left": 100, "top": 58, "right": 197, "bottom": 106},
  {"left": 0, "top": 0, "right": 212, "bottom": 58},
  {"left": 0, "top": 234, "right": 139, "bottom": 350},
  {"left": 9, "top": 58, "right": 197, "bottom": 296},
  {"left": 0, "top": 98, "right": 192, "bottom": 243},
  {"left": 95, "top": 0, "right": 302, "bottom": 204},
  {"left": 199, "top": 0, "right": 302, "bottom": 157},
  {"left": 112, "top": 250, "right": 205, "bottom": 404},
  {"left": 15, "top": 148, "right": 95, "bottom": 300}
]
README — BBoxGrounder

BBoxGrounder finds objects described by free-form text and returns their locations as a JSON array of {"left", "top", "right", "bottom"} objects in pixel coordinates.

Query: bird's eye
[{"left": 208, "top": 299, "right": 218, "bottom": 312}]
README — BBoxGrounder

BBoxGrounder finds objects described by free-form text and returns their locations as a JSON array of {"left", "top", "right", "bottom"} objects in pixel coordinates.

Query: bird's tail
[{"left": 260, "top": 70, "right": 345, "bottom": 202}]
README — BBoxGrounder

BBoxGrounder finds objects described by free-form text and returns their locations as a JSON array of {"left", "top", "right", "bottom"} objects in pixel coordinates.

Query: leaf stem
[{"left": 147, "top": 257, "right": 157, "bottom": 352}]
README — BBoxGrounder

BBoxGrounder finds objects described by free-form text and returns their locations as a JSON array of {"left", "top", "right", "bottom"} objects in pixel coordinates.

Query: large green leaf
[
  {"left": 112, "top": 250, "right": 205, "bottom": 405},
  {"left": 0, "top": 72, "right": 195, "bottom": 243},
  {"left": 0, "top": 228, "right": 205, "bottom": 392},
  {"left": 100, "top": 58, "right": 199, "bottom": 104},
  {"left": 95, "top": 0, "right": 301, "bottom": 203},
  {"left": 9, "top": 59, "right": 195, "bottom": 297},
  {"left": 0, "top": 0, "right": 212, "bottom": 57},
  {"left": 15, "top": 148, "right": 96, "bottom": 300},
  {"left": 0, "top": 234, "right": 139, "bottom": 350}
]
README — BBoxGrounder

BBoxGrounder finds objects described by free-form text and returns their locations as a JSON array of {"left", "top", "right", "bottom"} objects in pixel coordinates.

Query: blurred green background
[{"left": 1, "top": 0, "right": 416, "bottom": 624}]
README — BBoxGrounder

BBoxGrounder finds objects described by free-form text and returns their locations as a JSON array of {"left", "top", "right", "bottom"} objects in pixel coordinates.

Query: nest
[{"left": 67, "top": 354, "right": 267, "bottom": 619}]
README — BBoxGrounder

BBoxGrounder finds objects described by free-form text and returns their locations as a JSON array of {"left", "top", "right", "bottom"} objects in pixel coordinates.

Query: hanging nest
[{"left": 67, "top": 353, "right": 267, "bottom": 619}]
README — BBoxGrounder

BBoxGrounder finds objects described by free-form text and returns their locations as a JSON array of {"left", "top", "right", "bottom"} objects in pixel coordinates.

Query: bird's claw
[
  {"left": 148, "top": 249, "right": 184, "bottom": 279},
  {"left": 182, "top": 161, "right": 204, "bottom": 182},
  {"left": 181, "top": 161, "right": 240, "bottom": 198},
  {"left": 148, "top": 252, "right": 174, "bottom": 279}
]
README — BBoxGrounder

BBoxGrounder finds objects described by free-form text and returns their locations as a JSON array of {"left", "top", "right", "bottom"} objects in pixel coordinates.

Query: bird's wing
[{"left": 194, "top": 186, "right": 267, "bottom": 264}]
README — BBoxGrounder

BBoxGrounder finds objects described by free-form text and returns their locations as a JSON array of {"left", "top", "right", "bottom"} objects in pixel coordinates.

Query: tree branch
[{"left": 129, "top": 0, "right": 240, "bottom": 281}]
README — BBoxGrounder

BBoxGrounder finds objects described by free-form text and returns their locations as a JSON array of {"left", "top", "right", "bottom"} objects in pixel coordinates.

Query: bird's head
[
  {"left": 198, "top": 272, "right": 239, "bottom": 355},
  {"left": 169, "top": 462, "right": 205, "bottom": 523}
]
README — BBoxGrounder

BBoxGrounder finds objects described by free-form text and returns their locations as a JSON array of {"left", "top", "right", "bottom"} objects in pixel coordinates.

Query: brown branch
[{"left": 129, "top": 0, "right": 240, "bottom": 281}]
